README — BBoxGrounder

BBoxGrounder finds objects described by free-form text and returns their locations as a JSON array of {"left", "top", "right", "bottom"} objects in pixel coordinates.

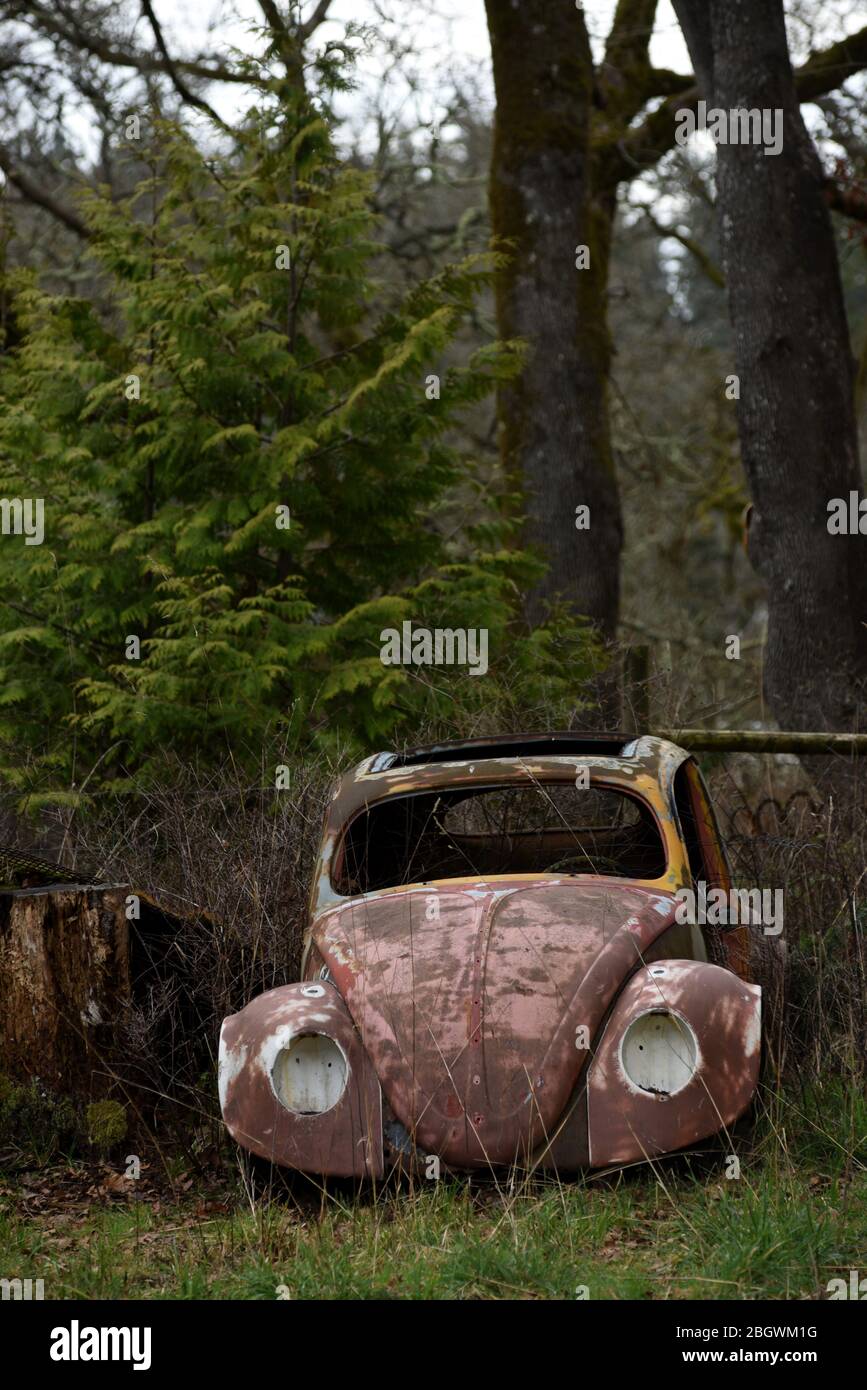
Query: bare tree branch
[
  {"left": 597, "top": 0, "right": 659, "bottom": 125},
  {"left": 0, "top": 148, "right": 90, "bottom": 239},
  {"left": 139, "top": 0, "right": 229, "bottom": 129},
  {"left": 796, "top": 24, "right": 867, "bottom": 104},
  {"left": 825, "top": 177, "right": 867, "bottom": 224},
  {"left": 602, "top": 23, "right": 867, "bottom": 188},
  {"left": 2, "top": 1, "right": 251, "bottom": 84},
  {"left": 637, "top": 203, "right": 725, "bottom": 287},
  {"left": 300, "top": 1, "right": 333, "bottom": 41},
  {"left": 642, "top": 68, "right": 695, "bottom": 98},
  {"left": 602, "top": 0, "right": 658, "bottom": 72},
  {"left": 256, "top": 0, "right": 293, "bottom": 45}
]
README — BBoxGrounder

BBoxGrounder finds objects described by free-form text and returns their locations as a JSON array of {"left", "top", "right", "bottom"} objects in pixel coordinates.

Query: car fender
[
  {"left": 586, "top": 960, "right": 761, "bottom": 1166},
  {"left": 219, "top": 982, "right": 383, "bottom": 1177}
]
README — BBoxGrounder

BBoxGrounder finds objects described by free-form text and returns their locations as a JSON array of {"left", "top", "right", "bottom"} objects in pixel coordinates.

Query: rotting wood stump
[
  {"left": 0, "top": 884, "right": 132, "bottom": 1095},
  {"left": 0, "top": 851, "right": 191, "bottom": 1101}
]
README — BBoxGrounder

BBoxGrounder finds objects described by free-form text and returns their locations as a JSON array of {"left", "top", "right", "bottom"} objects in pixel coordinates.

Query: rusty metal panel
[
  {"left": 586, "top": 960, "right": 761, "bottom": 1166},
  {"left": 532, "top": 1083, "right": 591, "bottom": 1171},
  {"left": 315, "top": 881, "right": 680, "bottom": 1169},
  {"left": 684, "top": 759, "right": 751, "bottom": 981},
  {"left": 219, "top": 983, "right": 383, "bottom": 1178}
]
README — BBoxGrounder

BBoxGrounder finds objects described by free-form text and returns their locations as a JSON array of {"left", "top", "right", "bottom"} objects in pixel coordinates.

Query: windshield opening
[{"left": 333, "top": 782, "right": 667, "bottom": 894}]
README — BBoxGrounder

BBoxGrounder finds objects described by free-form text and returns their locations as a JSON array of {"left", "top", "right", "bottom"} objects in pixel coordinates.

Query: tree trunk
[
  {"left": 484, "top": 0, "right": 623, "bottom": 638},
  {"left": 0, "top": 878, "right": 188, "bottom": 1101},
  {"left": 673, "top": 0, "right": 867, "bottom": 749},
  {"left": 0, "top": 885, "right": 131, "bottom": 1095}
]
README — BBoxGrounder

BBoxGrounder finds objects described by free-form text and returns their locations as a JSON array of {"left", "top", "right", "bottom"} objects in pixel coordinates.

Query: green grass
[{"left": 1, "top": 1084, "right": 863, "bottom": 1300}]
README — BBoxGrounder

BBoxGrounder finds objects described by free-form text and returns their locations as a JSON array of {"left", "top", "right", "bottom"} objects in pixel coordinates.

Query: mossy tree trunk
[
  {"left": 484, "top": 0, "right": 867, "bottom": 714},
  {"left": 485, "top": 0, "right": 622, "bottom": 638},
  {"left": 674, "top": 0, "right": 867, "bottom": 759},
  {"left": 483, "top": 0, "right": 693, "bottom": 644}
]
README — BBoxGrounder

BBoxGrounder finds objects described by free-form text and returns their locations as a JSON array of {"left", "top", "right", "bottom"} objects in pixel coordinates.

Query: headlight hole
[
  {"left": 621, "top": 1011, "right": 698, "bottom": 1096},
  {"left": 272, "top": 1034, "right": 348, "bottom": 1114}
]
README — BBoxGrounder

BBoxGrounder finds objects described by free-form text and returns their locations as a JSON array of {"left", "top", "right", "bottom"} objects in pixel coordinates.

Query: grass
[{"left": 1, "top": 1084, "right": 863, "bottom": 1300}]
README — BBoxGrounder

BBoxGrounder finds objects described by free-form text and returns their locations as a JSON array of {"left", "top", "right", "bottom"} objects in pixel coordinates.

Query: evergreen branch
[{"left": 0, "top": 597, "right": 122, "bottom": 660}]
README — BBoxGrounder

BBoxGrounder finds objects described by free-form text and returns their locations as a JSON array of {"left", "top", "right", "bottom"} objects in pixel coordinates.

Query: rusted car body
[{"left": 219, "top": 734, "right": 761, "bottom": 1176}]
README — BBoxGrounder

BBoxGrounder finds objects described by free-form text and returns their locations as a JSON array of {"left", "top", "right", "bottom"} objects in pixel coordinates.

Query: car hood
[{"left": 313, "top": 879, "right": 678, "bottom": 1167}]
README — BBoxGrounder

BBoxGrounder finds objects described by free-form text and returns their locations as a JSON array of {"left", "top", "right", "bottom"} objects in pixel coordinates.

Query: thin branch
[
  {"left": 5, "top": 1, "right": 250, "bottom": 85},
  {"left": 638, "top": 203, "right": 725, "bottom": 287},
  {"left": 256, "top": 0, "right": 294, "bottom": 46},
  {"left": 0, "top": 149, "right": 90, "bottom": 238},
  {"left": 0, "top": 597, "right": 117, "bottom": 656},
  {"left": 139, "top": 0, "right": 229, "bottom": 130},
  {"left": 300, "top": 1, "right": 333, "bottom": 41},
  {"left": 825, "top": 177, "right": 867, "bottom": 224},
  {"left": 255, "top": 0, "right": 309, "bottom": 86}
]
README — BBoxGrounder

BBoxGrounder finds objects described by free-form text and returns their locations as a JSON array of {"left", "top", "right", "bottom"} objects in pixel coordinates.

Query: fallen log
[{"left": 654, "top": 728, "right": 867, "bottom": 755}]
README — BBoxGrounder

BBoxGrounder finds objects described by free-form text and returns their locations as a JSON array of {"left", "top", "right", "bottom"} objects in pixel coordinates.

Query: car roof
[
  {"left": 370, "top": 731, "right": 633, "bottom": 770},
  {"left": 328, "top": 733, "right": 690, "bottom": 823}
]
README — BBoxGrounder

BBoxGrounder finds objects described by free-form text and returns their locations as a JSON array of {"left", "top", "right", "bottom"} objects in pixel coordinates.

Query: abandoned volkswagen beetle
[{"left": 219, "top": 733, "right": 761, "bottom": 1176}]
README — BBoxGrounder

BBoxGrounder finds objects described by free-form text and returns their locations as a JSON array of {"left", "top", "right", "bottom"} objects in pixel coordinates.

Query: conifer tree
[{"left": 0, "top": 71, "right": 600, "bottom": 793}]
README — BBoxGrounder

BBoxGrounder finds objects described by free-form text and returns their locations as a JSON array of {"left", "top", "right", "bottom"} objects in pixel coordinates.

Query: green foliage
[
  {"left": 0, "top": 79, "right": 601, "bottom": 791},
  {"left": 85, "top": 1099, "right": 128, "bottom": 1151},
  {"left": 0, "top": 1074, "right": 76, "bottom": 1166}
]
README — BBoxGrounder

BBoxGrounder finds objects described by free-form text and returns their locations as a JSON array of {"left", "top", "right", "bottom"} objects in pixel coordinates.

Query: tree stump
[{"left": 0, "top": 885, "right": 132, "bottom": 1096}]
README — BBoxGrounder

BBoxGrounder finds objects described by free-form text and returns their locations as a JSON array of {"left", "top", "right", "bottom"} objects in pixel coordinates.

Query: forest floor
[{"left": 1, "top": 1084, "right": 863, "bottom": 1300}]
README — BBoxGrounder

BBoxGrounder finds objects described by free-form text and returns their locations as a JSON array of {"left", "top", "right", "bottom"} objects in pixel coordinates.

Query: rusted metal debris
[{"left": 219, "top": 733, "right": 763, "bottom": 1177}]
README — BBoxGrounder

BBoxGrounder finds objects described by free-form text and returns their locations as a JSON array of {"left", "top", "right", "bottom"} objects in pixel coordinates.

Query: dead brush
[
  {"left": 43, "top": 747, "right": 343, "bottom": 1148},
  {"left": 709, "top": 764, "right": 866, "bottom": 1099}
]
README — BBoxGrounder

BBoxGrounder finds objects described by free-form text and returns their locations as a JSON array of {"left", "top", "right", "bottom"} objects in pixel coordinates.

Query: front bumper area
[{"left": 219, "top": 961, "right": 761, "bottom": 1177}]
